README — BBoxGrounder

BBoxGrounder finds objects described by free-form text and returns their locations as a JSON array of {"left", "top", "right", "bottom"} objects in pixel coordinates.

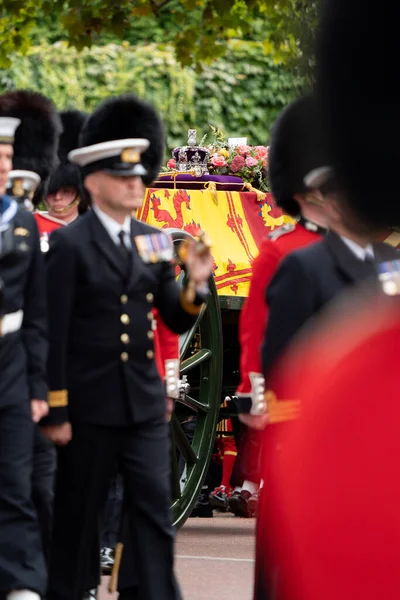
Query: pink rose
[
  {"left": 254, "top": 146, "right": 268, "bottom": 160},
  {"left": 245, "top": 156, "right": 258, "bottom": 168},
  {"left": 230, "top": 155, "right": 245, "bottom": 172},
  {"left": 167, "top": 158, "right": 176, "bottom": 169},
  {"left": 211, "top": 153, "right": 227, "bottom": 168},
  {"left": 236, "top": 145, "right": 251, "bottom": 156}
]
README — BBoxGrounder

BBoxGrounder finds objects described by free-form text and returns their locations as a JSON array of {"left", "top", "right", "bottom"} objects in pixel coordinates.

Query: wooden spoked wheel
[{"left": 167, "top": 229, "right": 223, "bottom": 528}]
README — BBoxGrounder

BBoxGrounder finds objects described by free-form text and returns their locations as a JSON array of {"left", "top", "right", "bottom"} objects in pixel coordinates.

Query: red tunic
[
  {"left": 153, "top": 307, "right": 179, "bottom": 382},
  {"left": 237, "top": 223, "right": 321, "bottom": 401},
  {"left": 34, "top": 211, "right": 67, "bottom": 235},
  {"left": 257, "top": 293, "right": 400, "bottom": 600}
]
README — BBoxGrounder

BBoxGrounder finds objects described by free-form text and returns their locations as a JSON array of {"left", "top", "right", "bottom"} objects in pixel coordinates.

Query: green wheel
[{"left": 166, "top": 229, "right": 223, "bottom": 528}]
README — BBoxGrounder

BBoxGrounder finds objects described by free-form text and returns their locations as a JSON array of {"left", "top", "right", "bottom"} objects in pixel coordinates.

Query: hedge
[{"left": 0, "top": 40, "right": 303, "bottom": 152}]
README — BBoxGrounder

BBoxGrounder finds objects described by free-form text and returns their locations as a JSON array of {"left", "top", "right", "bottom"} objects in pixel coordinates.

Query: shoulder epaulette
[{"left": 268, "top": 222, "right": 296, "bottom": 241}]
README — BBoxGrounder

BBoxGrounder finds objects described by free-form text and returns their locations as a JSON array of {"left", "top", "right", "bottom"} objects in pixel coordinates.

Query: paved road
[{"left": 98, "top": 513, "right": 256, "bottom": 599}]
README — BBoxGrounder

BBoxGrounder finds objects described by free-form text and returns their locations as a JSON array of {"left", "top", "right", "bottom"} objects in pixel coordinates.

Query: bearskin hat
[
  {"left": 317, "top": 0, "right": 395, "bottom": 228},
  {"left": 80, "top": 94, "right": 165, "bottom": 186},
  {"left": 0, "top": 90, "right": 62, "bottom": 205},
  {"left": 47, "top": 110, "right": 89, "bottom": 213},
  {"left": 268, "top": 94, "right": 330, "bottom": 217}
]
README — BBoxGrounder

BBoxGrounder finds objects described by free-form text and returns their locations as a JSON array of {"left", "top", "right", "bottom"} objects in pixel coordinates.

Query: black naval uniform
[
  {"left": 261, "top": 229, "right": 398, "bottom": 376},
  {"left": 46, "top": 209, "right": 204, "bottom": 600},
  {"left": 0, "top": 195, "right": 47, "bottom": 598}
]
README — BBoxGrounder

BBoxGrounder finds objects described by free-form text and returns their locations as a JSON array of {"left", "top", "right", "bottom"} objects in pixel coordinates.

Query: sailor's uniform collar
[{"left": 0, "top": 194, "right": 18, "bottom": 226}]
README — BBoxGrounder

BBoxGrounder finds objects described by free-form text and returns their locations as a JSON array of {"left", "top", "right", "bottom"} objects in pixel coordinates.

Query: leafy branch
[
  {"left": 0, "top": 0, "right": 320, "bottom": 80},
  {"left": 149, "top": 0, "right": 175, "bottom": 15}
]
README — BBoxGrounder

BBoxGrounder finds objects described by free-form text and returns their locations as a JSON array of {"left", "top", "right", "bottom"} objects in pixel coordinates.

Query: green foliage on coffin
[{"left": 0, "top": 40, "right": 303, "bottom": 149}]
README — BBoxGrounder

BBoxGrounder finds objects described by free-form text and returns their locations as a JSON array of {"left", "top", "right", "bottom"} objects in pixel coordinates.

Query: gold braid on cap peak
[
  {"left": 121, "top": 148, "right": 140, "bottom": 164},
  {"left": 0, "top": 135, "right": 14, "bottom": 143}
]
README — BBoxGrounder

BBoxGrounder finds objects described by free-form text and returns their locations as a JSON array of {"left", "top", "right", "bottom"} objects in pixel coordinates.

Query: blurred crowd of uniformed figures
[{"left": 0, "top": 0, "right": 398, "bottom": 599}]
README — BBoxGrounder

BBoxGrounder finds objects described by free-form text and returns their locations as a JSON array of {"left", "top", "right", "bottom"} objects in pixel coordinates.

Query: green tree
[
  {"left": 1, "top": 0, "right": 319, "bottom": 81},
  {"left": 262, "top": 0, "right": 321, "bottom": 87}
]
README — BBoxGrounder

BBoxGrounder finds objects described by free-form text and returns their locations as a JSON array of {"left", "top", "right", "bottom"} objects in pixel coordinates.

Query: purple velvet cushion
[{"left": 152, "top": 174, "right": 244, "bottom": 190}]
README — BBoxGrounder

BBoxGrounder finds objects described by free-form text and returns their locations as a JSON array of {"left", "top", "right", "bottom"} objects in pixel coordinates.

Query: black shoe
[
  {"left": 209, "top": 485, "right": 233, "bottom": 510},
  {"left": 118, "top": 586, "right": 140, "bottom": 600},
  {"left": 248, "top": 491, "right": 260, "bottom": 517},
  {"left": 228, "top": 490, "right": 251, "bottom": 517},
  {"left": 189, "top": 490, "right": 213, "bottom": 518},
  {"left": 100, "top": 546, "right": 115, "bottom": 575}
]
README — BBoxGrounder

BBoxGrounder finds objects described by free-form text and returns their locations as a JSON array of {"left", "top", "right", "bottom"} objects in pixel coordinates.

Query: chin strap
[{"left": 46, "top": 196, "right": 80, "bottom": 218}]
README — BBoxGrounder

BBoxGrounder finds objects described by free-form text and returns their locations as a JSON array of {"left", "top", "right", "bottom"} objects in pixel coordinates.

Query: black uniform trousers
[
  {"left": 32, "top": 425, "right": 57, "bottom": 564},
  {"left": 47, "top": 417, "right": 181, "bottom": 600},
  {"left": 232, "top": 425, "right": 263, "bottom": 487},
  {"left": 0, "top": 401, "right": 46, "bottom": 598},
  {"left": 101, "top": 472, "right": 123, "bottom": 550},
  {"left": 83, "top": 475, "right": 138, "bottom": 595}
]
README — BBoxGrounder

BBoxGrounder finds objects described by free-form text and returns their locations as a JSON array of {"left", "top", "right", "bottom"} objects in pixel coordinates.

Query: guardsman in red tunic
[
  {"left": 231, "top": 95, "right": 328, "bottom": 517},
  {"left": 209, "top": 399, "right": 238, "bottom": 510},
  {"left": 255, "top": 0, "right": 399, "bottom": 595},
  {"left": 34, "top": 210, "right": 68, "bottom": 239},
  {"left": 257, "top": 289, "right": 400, "bottom": 600},
  {"left": 33, "top": 110, "right": 89, "bottom": 251}
]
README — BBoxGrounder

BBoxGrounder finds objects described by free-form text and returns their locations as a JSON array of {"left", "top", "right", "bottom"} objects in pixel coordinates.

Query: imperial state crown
[{"left": 172, "top": 129, "right": 210, "bottom": 176}]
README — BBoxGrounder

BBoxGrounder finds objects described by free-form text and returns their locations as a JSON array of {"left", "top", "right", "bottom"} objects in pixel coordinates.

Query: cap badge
[
  {"left": 121, "top": 148, "right": 140, "bottom": 164},
  {"left": 12, "top": 179, "right": 24, "bottom": 198}
]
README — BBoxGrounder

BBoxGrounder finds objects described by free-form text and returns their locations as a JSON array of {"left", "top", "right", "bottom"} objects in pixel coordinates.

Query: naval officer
[
  {"left": 42, "top": 94, "right": 212, "bottom": 600},
  {"left": 0, "top": 111, "right": 48, "bottom": 599}
]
